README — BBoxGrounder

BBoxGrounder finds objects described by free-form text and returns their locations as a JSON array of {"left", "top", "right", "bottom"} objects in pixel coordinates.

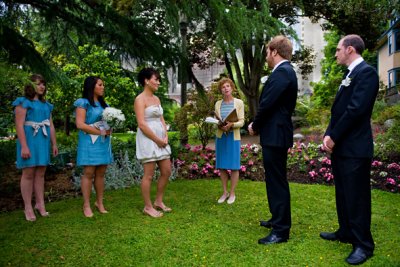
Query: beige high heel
[
  {"left": 94, "top": 202, "right": 108, "bottom": 214},
  {"left": 34, "top": 205, "right": 50, "bottom": 217},
  {"left": 24, "top": 209, "right": 37, "bottom": 222}
]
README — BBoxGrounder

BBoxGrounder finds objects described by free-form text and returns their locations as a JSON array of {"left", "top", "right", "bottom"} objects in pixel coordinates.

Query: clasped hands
[
  {"left": 218, "top": 122, "right": 233, "bottom": 132},
  {"left": 156, "top": 136, "right": 169, "bottom": 148}
]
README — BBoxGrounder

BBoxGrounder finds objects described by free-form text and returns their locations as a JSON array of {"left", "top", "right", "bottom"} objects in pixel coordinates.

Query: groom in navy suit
[
  {"left": 321, "top": 34, "right": 378, "bottom": 265},
  {"left": 248, "top": 35, "right": 298, "bottom": 245}
]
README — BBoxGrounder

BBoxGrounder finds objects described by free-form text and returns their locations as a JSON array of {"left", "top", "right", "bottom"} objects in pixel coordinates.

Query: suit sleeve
[
  {"left": 252, "top": 68, "right": 291, "bottom": 132},
  {"left": 329, "top": 67, "right": 378, "bottom": 142}
]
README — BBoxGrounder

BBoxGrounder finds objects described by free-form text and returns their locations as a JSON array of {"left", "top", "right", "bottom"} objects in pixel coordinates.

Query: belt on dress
[{"left": 24, "top": 119, "right": 50, "bottom": 136}]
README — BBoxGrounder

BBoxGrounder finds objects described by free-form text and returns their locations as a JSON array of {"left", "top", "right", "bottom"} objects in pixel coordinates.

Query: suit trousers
[
  {"left": 262, "top": 145, "right": 291, "bottom": 236},
  {"left": 331, "top": 154, "right": 374, "bottom": 252}
]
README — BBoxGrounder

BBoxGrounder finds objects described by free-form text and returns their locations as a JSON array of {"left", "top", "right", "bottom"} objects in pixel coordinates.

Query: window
[
  {"left": 395, "top": 31, "right": 400, "bottom": 52},
  {"left": 388, "top": 68, "right": 400, "bottom": 88},
  {"left": 389, "top": 33, "right": 393, "bottom": 54}
]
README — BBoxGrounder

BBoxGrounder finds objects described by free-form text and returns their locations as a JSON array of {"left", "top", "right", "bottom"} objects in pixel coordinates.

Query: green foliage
[
  {"left": 375, "top": 120, "right": 400, "bottom": 160},
  {"left": 1, "top": 181, "right": 399, "bottom": 266},
  {"left": 0, "top": 140, "right": 16, "bottom": 169},
  {"left": 0, "top": 62, "right": 30, "bottom": 136},
  {"left": 310, "top": 30, "right": 344, "bottom": 108},
  {"left": 373, "top": 103, "right": 400, "bottom": 124},
  {"left": 49, "top": 44, "right": 139, "bottom": 131}
]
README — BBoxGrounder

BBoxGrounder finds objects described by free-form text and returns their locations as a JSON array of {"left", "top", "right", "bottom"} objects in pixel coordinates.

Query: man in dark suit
[
  {"left": 248, "top": 35, "right": 298, "bottom": 245},
  {"left": 321, "top": 34, "right": 378, "bottom": 265}
]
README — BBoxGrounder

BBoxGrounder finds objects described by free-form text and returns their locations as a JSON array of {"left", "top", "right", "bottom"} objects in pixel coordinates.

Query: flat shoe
[
  {"left": 154, "top": 204, "right": 172, "bottom": 212},
  {"left": 143, "top": 208, "right": 163, "bottom": 218},
  {"left": 217, "top": 193, "right": 229, "bottom": 204},
  {"left": 227, "top": 195, "right": 236, "bottom": 204}
]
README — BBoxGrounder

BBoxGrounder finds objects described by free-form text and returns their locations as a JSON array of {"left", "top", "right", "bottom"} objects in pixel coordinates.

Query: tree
[
  {"left": 1, "top": 0, "right": 180, "bottom": 80},
  {"left": 302, "top": 0, "right": 400, "bottom": 49},
  {"left": 48, "top": 44, "right": 139, "bottom": 134}
]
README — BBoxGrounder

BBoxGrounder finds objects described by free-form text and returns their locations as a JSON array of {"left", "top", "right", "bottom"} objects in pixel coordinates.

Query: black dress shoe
[
  {"left": 346, "top": 247, "right": 373, "bottom": 265},
  {"left": 259, "top": 220, "right": 272, "bottom": 228},
  {"left": 258, "top": 233, "right": 288, "bottom": 245},
  {"left": 319, "top": 232, "right": 350, "bottom": 243}
]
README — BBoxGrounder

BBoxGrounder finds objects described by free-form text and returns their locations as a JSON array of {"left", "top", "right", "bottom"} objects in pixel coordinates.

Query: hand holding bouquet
[{"left": 102, "top": 107, "right": 126, "bottom": 130}]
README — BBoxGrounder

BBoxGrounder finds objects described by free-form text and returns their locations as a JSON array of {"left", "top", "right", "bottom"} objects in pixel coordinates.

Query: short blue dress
[
  {"left": 215, "top": 101, "right": 241, "bottom": 170},
  {"left": 12, "top": 97, "right": 54, "bottom": 169},
  {"left": 74, "top": 98, "right": 113, "bottom": 166}
]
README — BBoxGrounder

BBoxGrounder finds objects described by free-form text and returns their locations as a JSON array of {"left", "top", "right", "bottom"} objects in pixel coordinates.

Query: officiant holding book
[{"left": 214, "top": 78, "right": 245, "bottom": 204}]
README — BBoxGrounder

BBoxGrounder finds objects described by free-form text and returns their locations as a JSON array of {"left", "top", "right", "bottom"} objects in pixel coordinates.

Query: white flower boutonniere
[{"left": 340, "top": 77, "right": 352, "bottom": 87}]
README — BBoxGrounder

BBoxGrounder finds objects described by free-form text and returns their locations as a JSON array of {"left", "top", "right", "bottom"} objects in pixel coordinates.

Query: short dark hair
[
  {"left": 24, "top": 74, "right": 46, "bottom": 102},
  {"left": 137, "top": 67, "right": 161, "bottom": 87},
  {"left": 342, "top": 34, "right": 365, "bottom": 55},
  {"left": 267, "top": 35, "right": 293, "bottom": 60},
  {"left": 82, "top": 76, "right": 107, "bottom": 108}
]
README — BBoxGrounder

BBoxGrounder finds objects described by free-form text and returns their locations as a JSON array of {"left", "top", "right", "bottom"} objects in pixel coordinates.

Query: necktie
[{"left": 342, "top": 69, "right": 350, "bottom": 79}]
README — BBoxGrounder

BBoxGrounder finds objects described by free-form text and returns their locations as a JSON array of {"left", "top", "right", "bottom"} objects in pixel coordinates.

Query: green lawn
[{"left": 0, "top": 180, "right": 399, "bottom": 266}]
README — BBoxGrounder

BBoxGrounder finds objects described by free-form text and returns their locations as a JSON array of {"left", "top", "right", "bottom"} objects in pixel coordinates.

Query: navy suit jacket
[
  {"left": 252, "top": 61, "right": 298, "bottom": 148},
  {"left": 325, "top": 61, "right": 379, "bottom": 158}
]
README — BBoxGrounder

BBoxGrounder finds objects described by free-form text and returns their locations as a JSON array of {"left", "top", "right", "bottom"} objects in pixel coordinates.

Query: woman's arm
[
  {"left": 134, "top": 97, "right": 167, "bottom": 148},
  {"left": 49, "top": 115, "right": 59, "bottom": 156},
  {"left": 75, "top": 107, "right": 111, "bottom": 135},
  {"left": 15, "top": 106, "right": 30, "bottom": 159}
]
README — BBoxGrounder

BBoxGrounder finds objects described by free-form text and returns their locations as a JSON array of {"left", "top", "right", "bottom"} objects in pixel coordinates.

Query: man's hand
[
  {"left": 248, "top": 122, "right": 255, "bottom": 136},
  {"left": 322, "top": 136, "right": 335, "bottom": 153}
]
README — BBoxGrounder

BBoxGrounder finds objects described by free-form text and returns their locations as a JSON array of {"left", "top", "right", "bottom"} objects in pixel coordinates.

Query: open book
[{"left": 204, "top": 108, "right": 238, "bottom": 125}]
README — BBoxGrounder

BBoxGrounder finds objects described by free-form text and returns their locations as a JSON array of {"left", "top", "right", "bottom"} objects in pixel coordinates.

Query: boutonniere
[{"left": 340, "top": 77, "right": 352, "bottom": 87}]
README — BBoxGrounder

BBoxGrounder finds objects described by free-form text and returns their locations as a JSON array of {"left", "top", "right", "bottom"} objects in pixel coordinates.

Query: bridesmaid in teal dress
[
  {"left": 74, "top": 76, "right": 112, "bottom": 218},
  {"left": 13, "top": 74, "right": 58, "bottom": 221}
]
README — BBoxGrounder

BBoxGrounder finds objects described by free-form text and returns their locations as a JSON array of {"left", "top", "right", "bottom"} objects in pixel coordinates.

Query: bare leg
[
  {"left": 33, "top": 166, "right": 49, "bottom": 216},
  {"left": 20, "top": 167, "right": 36, "bottom": 221},
  {"left": 141, "top": 162, "right": 162, "bottom": 217},
  {"left": 81, "top": 166, "right": 95, "bottom": 217},
  {"left": 229, "top": 170, "right": 239, "bottom": 197},
  {"left": 94, "top": 165, "right": 108, "bottom": 213},
  {"left": 218, "top": 170, "right": 229, "bottom": 203},
  {"left": 154, "top": 159, "right": 172, "bottom": 211}
]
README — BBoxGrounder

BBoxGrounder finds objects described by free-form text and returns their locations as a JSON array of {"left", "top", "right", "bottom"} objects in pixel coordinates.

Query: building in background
[
  {"left": 168, "top": 17, "right": 327, "bottom": 105},
  {"left": 377, "top": 16, "right": 400, "bottom": 104},
  {"left": 291, "top": 17, "right": 327, "bottom": 96}
]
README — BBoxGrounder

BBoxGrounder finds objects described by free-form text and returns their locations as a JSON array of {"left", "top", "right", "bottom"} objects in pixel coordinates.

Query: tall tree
[{"left": 302, "top": 0, "right": 400, "bottom": 49}]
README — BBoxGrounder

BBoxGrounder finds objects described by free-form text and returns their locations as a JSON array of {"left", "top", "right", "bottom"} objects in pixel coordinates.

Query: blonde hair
[
  {"left": 217, "top": 78, "right": 236, "bottom": 92},
  {"left": 267, "top": 35, "right": 293, "bottom": 60}
]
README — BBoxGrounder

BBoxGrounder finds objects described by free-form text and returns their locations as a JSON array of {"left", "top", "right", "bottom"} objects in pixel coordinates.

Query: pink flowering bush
[
  {"left": 174, "top": 141, "right": 400, "bottom": 193},
  {"left": 174, "top": 144, "right": 265, "bottom": 180}
]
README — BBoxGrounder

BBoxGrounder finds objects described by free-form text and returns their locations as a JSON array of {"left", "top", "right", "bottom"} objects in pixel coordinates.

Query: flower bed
[{"left": 174, "top": 142, "right": 400, "bottom": 193}]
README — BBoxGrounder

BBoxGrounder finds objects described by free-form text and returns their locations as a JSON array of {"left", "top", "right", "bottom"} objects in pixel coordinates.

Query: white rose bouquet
[{"left": 102, "top": 107, "right": 126, "bottom": 130}]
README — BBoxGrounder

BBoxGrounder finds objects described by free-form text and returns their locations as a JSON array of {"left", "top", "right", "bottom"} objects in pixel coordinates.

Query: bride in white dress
[{"left": 134, "top": 67, "right": 172, "bottom": 218}]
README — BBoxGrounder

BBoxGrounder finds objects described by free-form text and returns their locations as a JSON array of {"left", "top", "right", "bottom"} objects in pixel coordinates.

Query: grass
[{"left": 0, "top": 180, "right": 399, "bottom": 266}]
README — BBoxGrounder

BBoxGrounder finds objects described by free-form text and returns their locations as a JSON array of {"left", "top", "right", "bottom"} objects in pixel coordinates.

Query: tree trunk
[
  {"left": 64, "top": 114, "right": 70, "bottom": 136},
  {"left": 229, "top": 42, "right": 266, "bottom": 119}
]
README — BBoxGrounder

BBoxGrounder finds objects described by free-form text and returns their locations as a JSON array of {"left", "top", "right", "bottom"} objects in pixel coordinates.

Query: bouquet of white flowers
[{"left": 102, "top": 107, "right": 126, "bottom": 129}]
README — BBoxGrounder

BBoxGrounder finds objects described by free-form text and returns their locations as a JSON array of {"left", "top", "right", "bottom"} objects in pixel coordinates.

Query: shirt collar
[
  {"left": 272, "top": 60, "right": 289, "bottom": 72},
  {"left": 347, "top": 57, "right": 364, "bottom": 76}
]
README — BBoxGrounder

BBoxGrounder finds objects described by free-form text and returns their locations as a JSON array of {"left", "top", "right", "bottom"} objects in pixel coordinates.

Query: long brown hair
[{"left": 24, "top": 74, "right": 46, "bottom": 102}]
